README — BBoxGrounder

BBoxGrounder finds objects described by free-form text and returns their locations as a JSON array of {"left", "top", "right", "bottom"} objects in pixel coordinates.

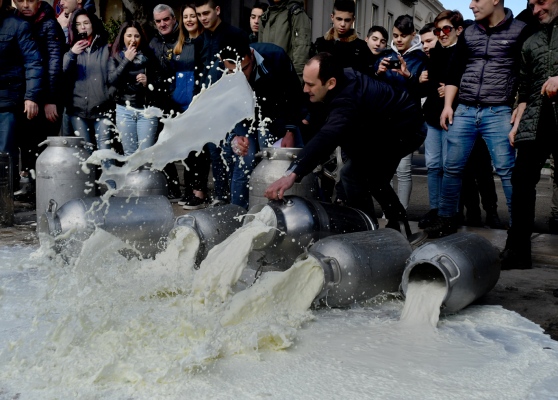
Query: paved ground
[{"left": 2, "top": 162, "right": 557, "bottom": 341}]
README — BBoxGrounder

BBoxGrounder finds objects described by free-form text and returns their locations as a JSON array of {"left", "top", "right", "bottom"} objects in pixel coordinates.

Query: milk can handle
[
  {"left": 434, "top": 254, "right": 461, "bottom": 284},
  {"left": 46, "top": 199, "right": 58, "bottom": 215},
  {"left": 38, "top": 139, "right": 50, "bottom": 147},
  {"left": 175, "top": 214, "right": 197, "bottom": 230},
  {"left": 323, "top": 256, "right": 342, "bottom": 285}
]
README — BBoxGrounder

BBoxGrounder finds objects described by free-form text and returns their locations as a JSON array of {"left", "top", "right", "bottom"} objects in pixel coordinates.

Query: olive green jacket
[
  {"left": 258, "top": 0, "right": 311, "bottom": 81},
  {"left": 516, "top": 19, "right": 558, "bottom": 144}
]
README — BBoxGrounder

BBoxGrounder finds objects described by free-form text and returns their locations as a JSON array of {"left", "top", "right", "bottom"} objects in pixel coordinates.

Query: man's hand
[
  {"left": 231, "top": 136, "right": 249, "bottom": 157},
  {"left": 419, "top": 70, "right": 429, "bottom": 84},
  {"left": 24, "top": 100, "right": 38, "bottom": 120},
  {"left": 440, "top": 106, "right": 453, "bottom": 131},
  {"left": 541, "top": 76, "right": 558, "bottom": 98},
  {"left": 44, "top": 104, "right": 58, "bottom": 122},
  {"left": 57, "top": 12, "right": 70, "bottom": 28},
  {"left": 264, "top": 173, "right": 297, "bottom": 200},
  {"left": 281, "top": 130, "right": 295, "bottom": 148},
  {"left": 509, "top": 102, "right": 526, "bottom": 147}
]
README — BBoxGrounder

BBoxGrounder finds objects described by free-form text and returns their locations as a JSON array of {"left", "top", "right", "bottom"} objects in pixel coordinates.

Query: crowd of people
[{"left": 0, "top": 0, "right": 557, "bottom": 270}]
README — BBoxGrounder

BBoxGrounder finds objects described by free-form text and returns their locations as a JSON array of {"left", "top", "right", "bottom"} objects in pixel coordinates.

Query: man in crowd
[
  {"left": 502, "top": 0, "right": 558, "bottom": 268},
  {"left": 149, "top": 4, "right": 182, "bottom": 202},
  {"left": 195, "top": 0, "right": 251, "bottom": 206},
  {"left": 57, "top": 0, "right": 95, "bottom": 44},
  {"left": 249, "top": 1, "right": 267, "bottom": 43},
  {"left": 427, "top": 0, "right": 529, "bottom": 238},
  {"left": 264, "top": 53, "right": 426, "bottom": 237},
  {"left": 312, "top": 0, "right": 372, "bottom": 73},
  {"left": 419, "top": 22, "right": 437, "bottom": 57},
  {"left": 12, "top": 0, "right": 65, "bottom": 202},
  {"left": 0, "top": 0, "right": 42, "bottom": 191},
  {"left": 258, "top": 0, "right": 312, "bottom": 81},
  {"left": 221, "top": 41, "right": 304, "bottom": 209}
]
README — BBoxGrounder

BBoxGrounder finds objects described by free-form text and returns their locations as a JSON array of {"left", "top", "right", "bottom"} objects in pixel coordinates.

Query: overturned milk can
[
  {"left": 35, "top": 137, "right": 95, "bottom": 223},
  {"left": 173, "top": 204, "right": 247, "bottom": 266},
  {"left": 401, "top": 232, "right": 501, "bottom": 313},
  {"left": 246, "top": 195, "right": 377, "bottom": 271},
  {"left": 298, "top": 229, "right": 413, "bottom": 308},
  {"left": 248, "top": 147, "right": 319, "bottom": 208},
  {"left": 38, "top": 195, "right": 174, "bottom": 259}
]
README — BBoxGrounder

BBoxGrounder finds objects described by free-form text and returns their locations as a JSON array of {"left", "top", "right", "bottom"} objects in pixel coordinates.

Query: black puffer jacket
[
  {"left": 292, "top": 69, "right": 424, "bottom": 178},
  {"left": 515, "top": 18, "right": 558, "bottom": 144},
  {"left": 446, "top": 8, "right": 528, "bottom": 106},
  {"left": 15, "top": 2, "right": 65, "bottom": 106},
  {"left": 108, "top": 49, "right": 159, "bottom": 108},
  {"left": 313, "top": 28, "right": 373, "bottom": 73},
  {"left": 0, "top": 11, "right": 42, "bottom": 112}
]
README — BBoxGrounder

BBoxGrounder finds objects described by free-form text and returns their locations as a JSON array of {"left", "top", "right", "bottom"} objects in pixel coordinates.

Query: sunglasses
[{"left": 433, "top": 25, "right": 454, "bottom": 36}]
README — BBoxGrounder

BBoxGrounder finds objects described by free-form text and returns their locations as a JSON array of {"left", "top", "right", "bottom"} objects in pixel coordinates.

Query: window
[{"left": 372, "top": 4, "right": 379, "bottom": 26}]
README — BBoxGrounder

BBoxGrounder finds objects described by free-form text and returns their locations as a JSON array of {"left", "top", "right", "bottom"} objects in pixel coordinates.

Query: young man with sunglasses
[{"left": 426, "top": 0, "right": 530, "bottom": 238}]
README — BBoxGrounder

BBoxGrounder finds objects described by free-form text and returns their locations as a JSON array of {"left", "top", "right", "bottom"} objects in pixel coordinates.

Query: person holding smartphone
[
  {"left": 63, "top": 8, "right": 114, "bottom": 173},
  {"left": 374, "top": 14, "right": 428, "bottom": 213},
  {"left": 108, "top": 21, "right": 159, "bottom": 156}
]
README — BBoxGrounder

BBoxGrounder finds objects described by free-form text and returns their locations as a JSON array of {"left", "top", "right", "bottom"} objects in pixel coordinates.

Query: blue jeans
[
  {"left": 424, "top": 123, "right": 447, "bottom": 210},
  {"left": 223, "top": 123, "right": 304, "bottom": 209},
  {"left": 116, "top": 104, "right": 158, "bottom": 156},
  {"left": 70, "top": 115, "right": 114, "bottom": 169},
  {"left": 439, "top": 104, "right": 515, "bottom": 219},
  {"left": 0, "top": 111, "right": 16, "bottom": 157}
]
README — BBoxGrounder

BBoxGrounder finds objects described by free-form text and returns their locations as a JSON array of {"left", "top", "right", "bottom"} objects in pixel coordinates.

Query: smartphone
[
  {"left": 388, "top": 58, "right": 401, "bottom": 70},
  {"left": 77, "top": 32, "right": 88, "bottom": 41}
]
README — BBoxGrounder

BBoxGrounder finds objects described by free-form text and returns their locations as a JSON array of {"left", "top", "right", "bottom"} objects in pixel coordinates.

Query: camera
[
  {"left": 77, "top": 32, "right": 88, "bottom": 40},
  {"left": 388, "top": 58, "right": 401, "bottom": 70}
]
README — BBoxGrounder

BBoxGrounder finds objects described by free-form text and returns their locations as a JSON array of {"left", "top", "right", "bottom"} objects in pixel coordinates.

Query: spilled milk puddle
[{"left": 0, "top": 210, "right": 557, "bottom": 399}]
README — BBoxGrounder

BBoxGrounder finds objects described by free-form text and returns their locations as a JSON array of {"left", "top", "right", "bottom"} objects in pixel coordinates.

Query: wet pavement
[{"left": 1, "top": 169, "right": 557, "bottom": 341}]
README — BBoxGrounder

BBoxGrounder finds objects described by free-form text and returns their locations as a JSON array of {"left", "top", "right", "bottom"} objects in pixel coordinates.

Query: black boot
[
  {"left": 485, "top": 209, "right": 505, "bottom": 229},
  {"left": 418, "top": 208, "right": 438, "bottom": 229},
  {"left": 424, "top": 215, "right": 457, "bottom": 238},
  {"left": 549, "top": 216, "right": 558, "bottom": 235}
]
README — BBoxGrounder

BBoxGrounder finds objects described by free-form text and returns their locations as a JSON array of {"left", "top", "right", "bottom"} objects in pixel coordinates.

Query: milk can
[
  {"left": 401, "top": 232, "right": 501, "bottom": 313},
  {"left": 173, "top": 204, "right": 247, "bottom": 266},
  {"left": 0, "top": 152, "right": 14, "bottom": 226},
  {"left": 113, "top": 166, "right": 168, "bottom": 197},
  {"left": 37, "top": 195, "right": 174, "bottom": 259},
  {"left": 248, "top": 148, "right": 319, "bottom": 208},
  {"left": 35, "top": 137, "right": 95, "bottom": 223},
  {"left": 298, "top": 229, "right": 413, "bottom": 308},
  {"left": 245, "top": 195, "right": 377, "bottom": 271}
]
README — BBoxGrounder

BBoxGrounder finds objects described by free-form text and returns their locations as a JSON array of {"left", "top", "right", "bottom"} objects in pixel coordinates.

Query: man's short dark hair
[
  {"left": 194, "top": 0, "right": 220, "bottom": 9},
  {"left": 434, "top": 10, "right": 464, "bottom": 29},
  {"left": 367, "top": 25, "right": 388, "bottom": 40},
  {"left": 419, "top": 22, "right": 436, "bottom": 35},
  {"left": 394, "top": 14, "right": 415, "bottom": 35},
  {"left": 219, "top": 35, "right": 252, "bottom": 61},
  {"left": 332, "top": 0, "right": 355, "bottom": 15},
  {"left": 308, "top": 52, "right": 343, "bottom": 85},
  {"left": 252, "top": 1, "right": 268, "bottom": 12}
]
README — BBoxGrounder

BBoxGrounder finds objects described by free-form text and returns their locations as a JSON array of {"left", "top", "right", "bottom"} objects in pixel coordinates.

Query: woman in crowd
[
  {"left": 63, "top": 8, "right": 113, "bottom": 170},
  {"left": 172, "top": 3, "right": 210, "bottom": 210},
  {"left": 419, "top": 10, "right": 464, "bottom": 228},
  {"left": 109, "top": 21, "right": 159, "bottom": 156},
  {"left": 375, "top": 14, "right": 428, "bottom": 213}
]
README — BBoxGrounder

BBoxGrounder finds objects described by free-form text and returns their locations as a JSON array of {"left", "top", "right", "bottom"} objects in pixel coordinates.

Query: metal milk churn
[
  {"left": 37, "top": 195, "right": 175, "bottom": 259},
  {"left": 35, "top": 137, "right": 95, "bottom": 222},
  {"left": 114, "top": 166, "right": 168, "bottom": 197},
  {"left": 401, "top": 232, "right": 501, "bottom": 313},
  {"left": 173, "top": 204, "right": 247, "bottom": 266},
  {"left": 246, "top": 195, "right": 377, "bottom": 271},
  {"left": 248, "top": 148, "right": 319, "bottom": 208},
  {"left": 0, "top": 152, "right": 14, "bottom": 226},
  {"left": 297, "top": 229, "right": 412, "bottom": 308}
]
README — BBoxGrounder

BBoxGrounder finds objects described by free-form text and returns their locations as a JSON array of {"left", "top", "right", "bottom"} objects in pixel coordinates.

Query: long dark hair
[
  {"left": 111, "top": 20, "right": 150, "bottom": 58},
  {"left": 68, "top": 8, "right": 107, "bottom": 46},
  {"left": 174, "top": 3, "right": 203, "bottom": 55}
]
